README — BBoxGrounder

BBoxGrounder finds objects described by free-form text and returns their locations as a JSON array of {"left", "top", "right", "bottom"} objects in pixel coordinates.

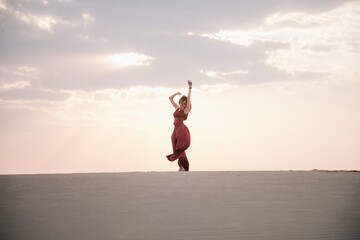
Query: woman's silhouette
[{"left": 166, "top": 80, "right": 192, "bottom": 171}]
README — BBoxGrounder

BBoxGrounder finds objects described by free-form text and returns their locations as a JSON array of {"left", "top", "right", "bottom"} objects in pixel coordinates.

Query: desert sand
[{"left": 0, "top": 171, "right": 359, "bottom": 239}]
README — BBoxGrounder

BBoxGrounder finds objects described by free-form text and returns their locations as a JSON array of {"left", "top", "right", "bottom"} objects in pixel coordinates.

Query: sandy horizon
[
  {"left": 1, "top": 169, "right": 359, "bottom": 176},
  {"left": 1, "top": 171, "right": 359, "bottom": 239}
]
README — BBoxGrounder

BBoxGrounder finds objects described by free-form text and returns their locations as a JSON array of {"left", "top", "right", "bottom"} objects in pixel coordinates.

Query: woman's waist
[
  {"left": 174, "top": 118, "right": 186, "bottom": 124},
  {"left": 173, "top": 121, "right": 187, "bottom": 127}
]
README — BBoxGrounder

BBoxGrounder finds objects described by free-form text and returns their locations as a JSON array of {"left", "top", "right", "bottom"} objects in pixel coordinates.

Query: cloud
[
  {"left": 0, "top": 65, "right": 69, "bottom": 101},
  {"left": 0, "top": 0, "right": 7, "bottom": 10},
  {"left": 0, "top": 80, "right": 30, "bottom": 90},
  {"left": 198, "top": 2, "right": 360, "bottom": 83},
  {"left": 200, "top": 32, "right": 255, "bottom": 46},
  {"left": 0, "top": 85, "right": 172, "bottom": 131},
  {"left": 1, "top": 0, "right": 356, "bottom": 91},
  {"left": 77, "top": 34, "right": 108, "bottom": 43},
  {"left": 0, "top": 87, "right": 70, "bottom": 101},
  {"left": 18, "top": 66, "right": 37, "bottom": 72},
  {"left": 0, "top": 65, "right": 41, "bottom": 84},
  {"left": 0, "top": 0, "right": 286, "bottom": 90},
  {"left": 0, "top": 0, "right": 70, "bottom": 33},
  {"left": 265, "top": 11, "right": 328, "bottom": 25},
  {"left": 0, "top": 0, "right": 89, "bottom": 33},
  {"left": 0, "top": 83, "right": 237, "bottom": 128},
  {"left": 21, "top": 14, "right": 61, "bottom": 32},
  {"left": 82, "top": 13, "right": 94, "bottom": 26},
  {"left": 200, "top": 68, "right": 248, "bottom": 78},
  {"left": 197, "top": 83, "right": 238, "bottom": 94},
  {"left": 61, "top": 85, "right": 171, "bottom": 105}
]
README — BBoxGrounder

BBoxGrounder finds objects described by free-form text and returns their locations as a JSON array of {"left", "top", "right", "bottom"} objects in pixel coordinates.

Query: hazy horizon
[{"left": 1, "top": 0, "right": 359, "bottom": 174}]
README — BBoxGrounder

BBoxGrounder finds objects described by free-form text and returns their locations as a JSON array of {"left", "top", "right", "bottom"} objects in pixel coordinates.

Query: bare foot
[{"left": 178, "top": 167, "right": 185, "bottom": 171}]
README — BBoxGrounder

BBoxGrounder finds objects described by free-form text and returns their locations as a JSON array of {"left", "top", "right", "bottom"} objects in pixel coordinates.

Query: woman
[{"left": 166, "top": 80, "right": 192, "bottom": 171}]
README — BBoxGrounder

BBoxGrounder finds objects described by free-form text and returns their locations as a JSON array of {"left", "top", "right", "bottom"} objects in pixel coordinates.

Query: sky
[{"left": 0, "top": 0, "right": 359, "bottom": 174}]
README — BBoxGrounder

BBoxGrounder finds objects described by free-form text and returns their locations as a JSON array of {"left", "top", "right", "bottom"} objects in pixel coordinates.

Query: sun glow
[{"left": 105, "top": 53, "right": 153, "bottom": 68}]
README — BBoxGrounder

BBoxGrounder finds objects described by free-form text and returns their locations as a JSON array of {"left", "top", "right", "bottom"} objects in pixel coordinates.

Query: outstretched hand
[
  {"left": 177, "top": 92, "right": 181, "bottom": 95},
  {"left": 188, "top": 80, "right": 192, "bottom": 87}
]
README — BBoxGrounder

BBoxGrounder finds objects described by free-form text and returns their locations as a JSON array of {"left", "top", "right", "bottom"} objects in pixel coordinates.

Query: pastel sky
[{"left": 1, "top": 0, "right": 359, "bottom": 174}]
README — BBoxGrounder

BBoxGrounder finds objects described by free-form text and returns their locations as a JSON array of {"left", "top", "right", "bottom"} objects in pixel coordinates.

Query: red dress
[{"left": 166, "top": 108, "right": 191, "bottom": 171}]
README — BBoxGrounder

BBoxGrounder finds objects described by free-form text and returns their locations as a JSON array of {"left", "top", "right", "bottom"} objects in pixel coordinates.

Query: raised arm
[
  {"left": 184, "top": 80, "right": 192, "bottom": 114},
  {"left": 169, "top": 92, "right": 181, "bottom": 109}
]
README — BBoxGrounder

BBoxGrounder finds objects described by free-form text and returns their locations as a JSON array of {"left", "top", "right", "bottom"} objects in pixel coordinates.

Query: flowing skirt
[{"left": 166, "top": 123, "right": 191, "bottom": 171}]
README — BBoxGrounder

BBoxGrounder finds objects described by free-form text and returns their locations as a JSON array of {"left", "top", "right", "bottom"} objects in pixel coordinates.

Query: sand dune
[{"left": 0, "top": 171, "right": 359, "bottom": 239}]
